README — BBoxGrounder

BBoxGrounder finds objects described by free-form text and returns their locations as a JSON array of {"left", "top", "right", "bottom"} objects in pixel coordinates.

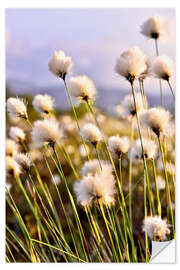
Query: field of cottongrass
[{"left": 6, "top": 15, "right": 175, "bottom": 263}]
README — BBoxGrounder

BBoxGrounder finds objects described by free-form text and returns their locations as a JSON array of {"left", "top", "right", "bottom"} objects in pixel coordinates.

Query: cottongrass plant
[
  {"left": 141, "top": 15, "right": 168, "bottom": 106},
  {"left": 6, "top": 14, "right": 175, "bottom": 263},
  {"left": 32, "top": 94, "right": 54, "bottom": 115}
]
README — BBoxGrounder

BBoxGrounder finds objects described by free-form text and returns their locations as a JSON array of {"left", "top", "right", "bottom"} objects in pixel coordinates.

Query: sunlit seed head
[
  {"left": 80, "top": 123, "right": 102, "bottom": 146},
  {"left": 142, "top": 216, "right": 170, "bottom": 241},
  {"left": 78, "top": 145, "right": 89, "bottom": 158},
  {"left": 7, "top": 97, "right": 28, "bottom": 120},
  {"left": 9, "top": 126, "right": 25, "bottom": 142},
  {"left": 69, "top": 75, "right": 97, "bottom": 102},
  {"left": 108, "top": 136, "right": 130, "bottom": 158},
  {"left": 15, "top": 153, "right": 32, "bottom": 173},
  {"left": 115, "top": 47, "right": 147, "bottom": 83},
  {"left": 122, "top": 91, "right": 147, "bottom": 119},
  {"left": 6, "top": 156, "right": 22, "bottom": 177},
  {"left": 29, "top": 149, "right": 42, "bottom": 162},
  {"left": 48, "top": 50, "right": 73, "bottom": 79},
  {"left": 51, "top": 174, "right": 61, "bottom": 185},
  {"left": 141, "top": 15, "right": 167, "bottom": 39},
  {"left": 60, "top": 115, "right": 77, "bottom": 133},
  {"left": 140, "top": 107, "right": 172, "bottom": 137},
  {"left": 131, "top": 138, "right": 157, "bottom": 162},
  {"left": 153, "top": 55, "right": 174, "bottom": 81},
  {"left": 31, "top": 118, "right": 63, "bottom": 148},
  {"left": 6, "top": 139, "right": 20, "bottom": 157},
  {"left": 81, "top": 159, "right": 112, "bottom": 177},
  {"left": 156, "top": 176, "right": 166, "bottom": 190},
  {"left": 33, "top": 94, "right": 54, "bottom": 115},
  {"left": 74, "top": 169, "right": 116, "bottom": 207}
]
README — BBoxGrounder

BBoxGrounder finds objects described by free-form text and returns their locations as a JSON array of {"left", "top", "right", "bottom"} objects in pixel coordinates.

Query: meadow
[{"left": 6, "top": 15, "right": 175, "bottom": 262}]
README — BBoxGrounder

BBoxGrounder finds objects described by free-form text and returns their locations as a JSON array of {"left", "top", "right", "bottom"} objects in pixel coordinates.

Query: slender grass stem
[
  {"left": 157, "top": 136, "right": 175, "bottom": 237},
  {"left": 154, "top": 39, "right": 164, "bottom": 107},
  {"left": 167, "top": 80, "right": 175, "bottom": 100},
  {"left": 63, "top": 79, "right": 90, "bottom": 161},
  {"left": 151, "top": 159, "right": 161, "bottom": 217},
  {"left": 94, "top": 145, "right": 102, "bottom": 170},
  {"left": 99, "top": 203, "right": 119, "bottom": 262}
]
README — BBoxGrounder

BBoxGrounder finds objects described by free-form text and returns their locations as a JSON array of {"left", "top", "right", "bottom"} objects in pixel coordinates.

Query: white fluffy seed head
[
  {"left": 131, "top": 138, "right": 157, "bottom": 162},
  {"left": 31, "top": 118, "right": 63, "bottom": 148},
  {"left": 33, "top": 94, "right": 54, "bottom": 114},
  {"left": 156, "top": 176, "right": 166, "bottom": 190},
  {"left": 6, "top": 156, "right": 22, "bottom": 176},
  {"left": 81, "top": 159, "right": 112, "bottom": 177},
  {"left": 108, "top": 136, "right": 130, "bottom": 158},
  {"left": 69, "top": 75, "right": 97, "bottom": 102},
  {"left": 15, "top": 153, "right": 32, "bottom": 173},
  {"left": 6, "top": 139, "right": 20, "bottom": 157},
  {"left": 80, "top": 123, "right": 102, "bottom": 145},
  {"left": 74, "top": 169, "right": 116, "bottom": 207},
  {"left": 7, "top": 97, "right": 28, "bottom": 119},
  {"left": 48, "top": 50, "right": 73, "bottom": 79},
  {"left": 122, "top": 92, "right": 147, "bottom": 119},
  {"left": 9, "top": 126, "right": 25, "bottom": 142},
  {"left": 141, "top": 15, "right": 167, "bottom": 39},
  {"left": 140, "top": 107, "right": 172, "bottom": 137},
  {"left": 115, "top": 47, "right": 147, "bottom": 83},
  {"left": 142, "top": 216, "right": 170, "bottom": 240},
  {"left": 153, "top": 55, "right": 174, "bottom": 80},
  {"left": 78, "top": 144, "right": 90, "bottom": 158},
  {"left": 51, "top": 174, "right": 61, "bottom": 185}
]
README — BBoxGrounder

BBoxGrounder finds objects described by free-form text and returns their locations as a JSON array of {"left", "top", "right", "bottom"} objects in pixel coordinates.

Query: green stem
[
  {"left": 167, "top": 80, "right": 175, "bottom": 100},
  {"left": 63, "top": 79, "right": 90, "bottom": 161},
  {"left": 157, "top": 137, "right": 174, "bottom": 237}
]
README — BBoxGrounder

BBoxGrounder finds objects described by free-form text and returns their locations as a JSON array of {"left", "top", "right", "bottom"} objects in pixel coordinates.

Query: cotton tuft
[{"left": 48, "top": 50, "right": 73, "bottom": 79}]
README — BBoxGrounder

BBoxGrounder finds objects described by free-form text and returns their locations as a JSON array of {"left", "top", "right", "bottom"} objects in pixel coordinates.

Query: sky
[{"left": 6, "top": 8, "right": 175, "bottom": 95}]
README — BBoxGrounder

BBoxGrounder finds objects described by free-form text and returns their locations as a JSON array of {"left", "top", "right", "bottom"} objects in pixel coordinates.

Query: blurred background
[{"left": 6, "top": 8, "right": 175, "bottom": 111}]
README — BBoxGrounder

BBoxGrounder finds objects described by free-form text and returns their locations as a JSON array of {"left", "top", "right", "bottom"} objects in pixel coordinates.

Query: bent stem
[{"left": 167, "top": 80, "right": 175, "bottom": 100}]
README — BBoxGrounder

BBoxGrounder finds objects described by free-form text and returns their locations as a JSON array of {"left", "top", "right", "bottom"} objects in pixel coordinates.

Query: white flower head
[
  {"left": 81, "top": 159, "right": 112, "bottom": 177},
  {"left": 156, "top": 176, "right": 166, "bottom": 190},
  {"left": 9, "top": 126, "right": 25, "bottom": 142},
  {"left": 140, "top": 107, "right": 172, "bottom": 137},
  {"left": 48, "top": 50, "right": 73, "bottom": 79},
  {"left": 131, "top": 138, "right": 157, "bottom": 162},
  {"left": 60, "top": 115, "right": 77, "bottom": 133},
  {"left": 153, "top": 55, "right": 174, "bottom": 81},
  {"left": 122, "top": 91, "right": 147, "bottom": 119},
  {"left": 32, "top": 118, "right": 63, "bottom": 148},
  {"left": 80, "top": 123, "right": 102, "bottom": 146},
  {"left": 74, "top": 169, "right": 116, "bottom": 207},
  {"left": 108, "top": 136, "right": 130, "bottom": 158},
  {"left": 33, "top": 94, "right": 54, "bottom": 114},
  {"left": 29, "top": 149, "right": 42, "bottom": 162},
  {"left": 69, "top": 75, "right": 97, "bottom": 102},
  {"left": 115, "top": 47, "right": 147, "bottom": 83},
  {"left": 142, "top": 216, "right": 170, "bottom": 240},
  {"left": 51, "top": 174, "right": 61, "bottom": 185},
  {"left": 78, "top": 144, "right": 90, "bottom": 158},
  {"left": 6, "top": 156, "right": 21, "bottom": 177},
  {"left": 7, "top": 97, "right": 28, "bottom": 119},
  {"left": 6, "top": 139, "right": 20, "bottom": 157},
  {"left": 15, "top": 153, "right": 32, "bottom": 173},
  {"left": 141, "top": 15, "right": 167, "bottom": 39}
]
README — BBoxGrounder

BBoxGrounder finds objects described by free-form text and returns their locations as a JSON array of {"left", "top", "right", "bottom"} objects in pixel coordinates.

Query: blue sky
[{"left": 6, "top": 8, "right": 175, "bottom": 93}]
